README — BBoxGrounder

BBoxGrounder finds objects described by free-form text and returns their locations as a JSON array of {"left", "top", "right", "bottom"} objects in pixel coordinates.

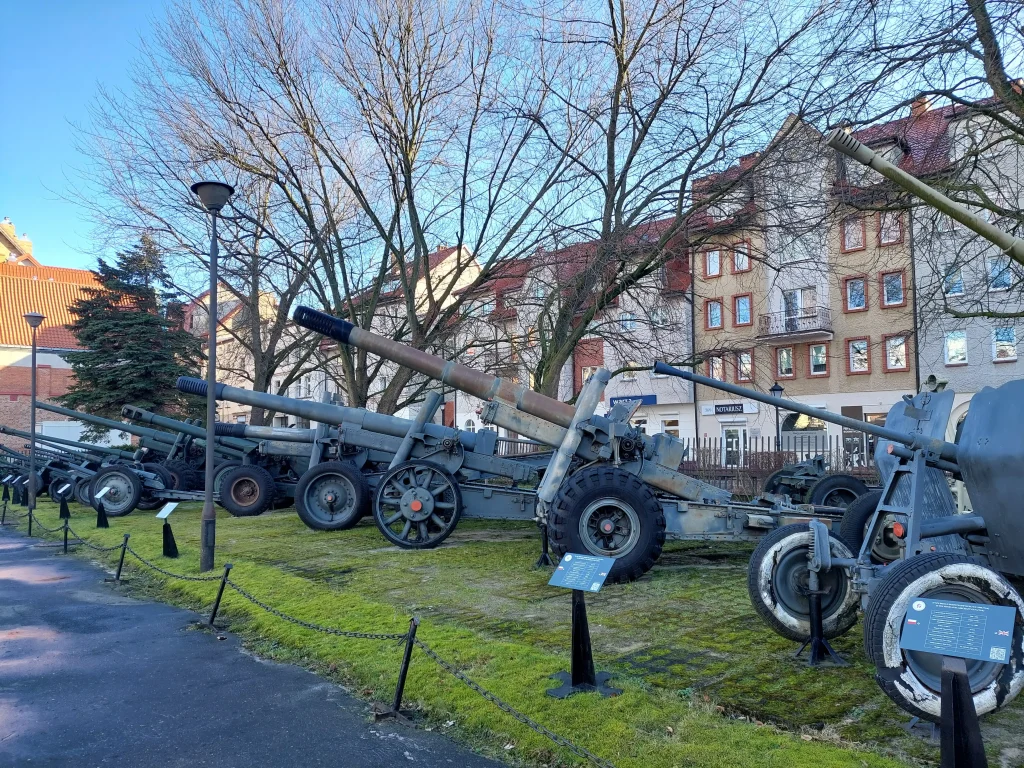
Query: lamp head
[
  {"left": 769, "top": 381, "right": 784, "bottom": 397},
  {"left": 190, "top": 180, "right": 235, "bottom": 212},
  {"left": 23, "top": 312, "right": 45, "bottom": 329}
]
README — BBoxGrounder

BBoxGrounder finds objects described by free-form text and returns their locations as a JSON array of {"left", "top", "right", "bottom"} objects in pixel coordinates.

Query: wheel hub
[{"left": 401, "top": 488, "right": 434, "bottom": 521}]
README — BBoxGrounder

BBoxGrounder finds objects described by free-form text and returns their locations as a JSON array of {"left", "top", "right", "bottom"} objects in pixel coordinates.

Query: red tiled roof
[{"left": 0, "top": 264, "right": 100, "bottom": 349}]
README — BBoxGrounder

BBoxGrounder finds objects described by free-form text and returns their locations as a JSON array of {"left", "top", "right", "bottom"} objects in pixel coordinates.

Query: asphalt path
[{"left": 0, "top": 528, "right": 501, "bottom": 767}]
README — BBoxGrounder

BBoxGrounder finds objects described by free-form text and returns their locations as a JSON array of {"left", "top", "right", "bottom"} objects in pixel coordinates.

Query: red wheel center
[
  {"left": 410, "top": 500, "right": 423, "bottom": 512},
  {"left": 601, "top": 520, "right": 614, "bottom": 533}
]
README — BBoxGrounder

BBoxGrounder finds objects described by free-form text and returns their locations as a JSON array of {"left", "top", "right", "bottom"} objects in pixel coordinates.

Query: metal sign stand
[
  {"left": 547, "top": 589, "right": 621, "bottom": 698},
  {"left": 0, "top": 481, "right": 11, "bottom": 526},
  {"left": 940, "top": 656, "right": 988, "bottom": 767},
  {"left": 95, "top": 487, "right": 110, "bottom": 529},
  {"left": 158, "top": 503, "right": 180, "bottom": 558}
]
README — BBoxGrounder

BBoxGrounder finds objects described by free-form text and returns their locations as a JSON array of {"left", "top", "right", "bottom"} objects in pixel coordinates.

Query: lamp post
[
  {"left": 769, "top": 381, "right": 785, "bottom": 450},
  {"left": 191, "top": 180, "right": 234, "bottom": 572},
  {"left": 23, "top": 312, "right": 45, "bottom": 514}
]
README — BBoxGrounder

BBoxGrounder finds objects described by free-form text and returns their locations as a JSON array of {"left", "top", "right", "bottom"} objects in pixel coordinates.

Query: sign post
[
  {"left": 899, "top": 598, "right": 1017, "bottom": 767},
  {"left": 546, "top": 553, "right": 621, "bottom": 699},
  {"left": 157, "top": 503, "right": 180, "bottom": 558}
]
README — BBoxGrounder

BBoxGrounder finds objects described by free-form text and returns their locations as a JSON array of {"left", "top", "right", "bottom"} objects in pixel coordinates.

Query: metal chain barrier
[
  {"left": 7, "top": 512, "right": 618, "bottom": 768},
  {"left": 27, "top": 511, "right": 64, "bottom": 534},
  {"left": 413, "top": 639, "right": 618, "bottom": 768},
  {"left": 125, "top": 546, "right": 224, "bottom": 582},
  {"left": 225, "top": 579, "right": 408, "bottom": 641}
]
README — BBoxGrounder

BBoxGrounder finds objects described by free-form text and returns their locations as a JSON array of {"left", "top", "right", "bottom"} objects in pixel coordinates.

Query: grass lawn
[{"left": 12, "top": 499, "right": 1024, "bottom": 767}]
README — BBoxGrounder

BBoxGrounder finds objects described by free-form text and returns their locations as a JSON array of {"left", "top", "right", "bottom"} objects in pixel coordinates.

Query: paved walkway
[{"left": 0, "top": 529, "right": 501, "bottom": 767}]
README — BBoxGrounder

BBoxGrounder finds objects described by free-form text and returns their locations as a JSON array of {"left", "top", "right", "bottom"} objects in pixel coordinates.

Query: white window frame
[
  {"left": 734, "top": 295, "right": 751, "bottom": 325},
  {"left": 736, "top": 351, "right": 753, "bottom": 382},
  {"left": 621, "top": 361, "right": 639, "bottom": 382},
  {"left": 879, "top": 211, "right": 902, "bottom": 245},
  {"left": 733, "top": 242, "right": 750, "bottom": 272},
  {"left": 993, "top": 327, "right": 1017, "bottom": 361},
  {"left": 707, "top": 356, "right": 724, "bottom": 381},
  {"left": 809, "top": 343, "right": 827, "bottom": 376},
  {"left": 943, "top": 266, "right": 964, "bottom": 296},
  {"left": 882, "top": 271, "right": 905, "bottom": 306},
  {"left": 707, "top": 300, "right": 723, "bottom": 329},
  {"left": 776, "top": 346, "right": 793, "bottom": 377},
  {"left": 620, "top": 312, "right": 638, "bottom": 332},
  {"left": 845, "top": 277, "right": 866, "bottom": 311},
  {"left": 705, "top": 249, "right": 721, "bottom": 277},
  {"left": 944, "top": 330, "right": 968, "bottom": 365},
  {"left": 885, "top": 336, "right": 908, "bottom": 371},
  {"left": 988, "top": 255, "right": 1012, "bottom": 292},
  {"left": 848, "top": 340, "right": 869, "bottom": 373}
]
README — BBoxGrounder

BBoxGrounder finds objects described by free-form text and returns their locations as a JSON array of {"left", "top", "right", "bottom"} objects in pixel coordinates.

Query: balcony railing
[{"left": 757, "top": 306, "right": 833, "bottom": 338}]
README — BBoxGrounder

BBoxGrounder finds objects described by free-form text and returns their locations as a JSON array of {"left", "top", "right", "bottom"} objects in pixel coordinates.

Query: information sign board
[
  {"left": 899, "top": 598, "right": 1017, "bottom": 663},
  {"left": 548, "top": 553, "right": 615, "bottom": 593},
  {"left": 156, "top": 503, "right": 179, "bottom": 520},
  {"left": 94, "top": 487, "right": 110, "bottom": 500},
  {"left": 2, "top": 475, "right": 13, "bottom": 484},
  {"left": 59, "top": 484, "right": 71, "bottom": 494}
]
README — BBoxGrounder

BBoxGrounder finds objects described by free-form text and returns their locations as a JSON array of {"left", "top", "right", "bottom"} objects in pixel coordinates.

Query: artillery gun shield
[
  {"left": 957, "top": 380, "right": 1024, "bottom": 576},
  {"left": 295, "top": 461, "right": 370, "bottom": 531},
  {"left": 862, "top": 552, "right": 1024, "bottom": 721},
  {"left": 373, "top": 460, "right": 462, "bottom": 549}
]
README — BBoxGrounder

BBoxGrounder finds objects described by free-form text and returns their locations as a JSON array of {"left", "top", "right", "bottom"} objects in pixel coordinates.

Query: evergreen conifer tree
[{"left": 61, "top": 235, "right": 204, "bottom": 438}]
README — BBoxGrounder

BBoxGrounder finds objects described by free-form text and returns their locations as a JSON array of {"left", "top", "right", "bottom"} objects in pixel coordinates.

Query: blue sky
[{"left": 0, "top": 1, "right": 162, "bottom": 271}]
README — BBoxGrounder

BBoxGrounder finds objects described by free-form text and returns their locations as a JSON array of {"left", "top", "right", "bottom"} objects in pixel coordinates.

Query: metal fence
[
  {"left": 495, "top": 437, "right": 548, "bottom": 457},
  {"left": 677, "top": 434, "right": 879, "bottom": 497}
]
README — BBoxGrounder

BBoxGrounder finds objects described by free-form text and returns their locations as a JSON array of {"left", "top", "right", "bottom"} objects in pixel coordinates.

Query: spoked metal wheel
[
  {"left": 294, "top": 461, "right": 369, "bottom": 531},
  {"left": 578, "top": 499, "right": 641, "bottom": 557},
  {"left": 89, "top": 467, "right": 143, "bottom": 517},
  {"left": 373, "top": 461, "right": 462, "bottom": 549}
]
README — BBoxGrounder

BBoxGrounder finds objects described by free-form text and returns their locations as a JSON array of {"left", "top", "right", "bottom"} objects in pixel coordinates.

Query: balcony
[{"left": 756, "top": 306, "right": 833, "bottom": 342}]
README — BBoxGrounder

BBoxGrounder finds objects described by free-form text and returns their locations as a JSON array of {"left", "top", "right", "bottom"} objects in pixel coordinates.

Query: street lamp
[
  {"left": 23, "top": 312, "right": 45, "bottom": 516},
  {"left": 769, "top": 381, "right": 785, "bottom": 449},
  {"left": 191, "top": 180, "right": 234, "bottom": 572}
]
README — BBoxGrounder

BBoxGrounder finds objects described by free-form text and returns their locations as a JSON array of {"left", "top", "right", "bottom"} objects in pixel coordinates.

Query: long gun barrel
[
  {"left": 175, "top": 377, "right": 486, "bottom": 452},
  {"left": 653, "top": 361, "right": 960, "bottom": 463},
  {"left": 0, "top": 426, "right": 140, "bottom": 461},
  {"left": 825, "top": 128, "right": 1024, "bottom": 261},
  {"left": 292, "top": 306, "right": 578, "bottom": 429},
  {"left": 35, "top": 402, "right": 182, "bottom": 446},
  {"left": 120, "top": 406, "right": 256, "bottom": 452}
]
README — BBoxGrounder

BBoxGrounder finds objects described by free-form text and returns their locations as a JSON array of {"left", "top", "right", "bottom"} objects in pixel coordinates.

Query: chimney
[{"left": 910, "top": 96, "right": 933, "bottom": 117}]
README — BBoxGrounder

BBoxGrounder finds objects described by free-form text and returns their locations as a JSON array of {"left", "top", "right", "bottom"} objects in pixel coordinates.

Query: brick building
[{"left": 0, "top": 252, "right": 99, "bottom": 451}]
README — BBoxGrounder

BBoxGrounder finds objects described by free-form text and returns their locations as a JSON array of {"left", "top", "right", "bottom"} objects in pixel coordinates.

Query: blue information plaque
[
  {"left": 548, "top": 553, "right": 616, "bottom": 592},
  {"left": 899, "top": 598, "right": 1017, "bottom": 663}
]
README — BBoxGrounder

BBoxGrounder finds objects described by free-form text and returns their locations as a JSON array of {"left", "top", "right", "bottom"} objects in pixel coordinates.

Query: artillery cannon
[
  {"left": 762, "top": 455, "right": 871, "bottom": 507},
  {"left": 286, "top": 306, "right": 851, "bottom": 583}
]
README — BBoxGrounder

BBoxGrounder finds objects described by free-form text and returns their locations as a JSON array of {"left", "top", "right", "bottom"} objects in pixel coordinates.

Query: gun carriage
[
  {"left": 762, "top": 455, "right": 871, "bottom": 507},
  {"left": 645, "top": 126, "right": 1024, "bottom": 722},
  {"left": 222, "top": 306, "right": 856, "bottom": 584}
]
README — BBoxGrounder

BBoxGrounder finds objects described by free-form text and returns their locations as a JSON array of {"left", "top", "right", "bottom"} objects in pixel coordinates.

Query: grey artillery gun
[
  {"left": 762, "top": 456, "right": 870, "bottom": 508},
  {"left": 288, "top": 306, "right": 847, "bottom": 583},
  {"left": 176, "top": 378, "right": 546, "bottom": 533}
]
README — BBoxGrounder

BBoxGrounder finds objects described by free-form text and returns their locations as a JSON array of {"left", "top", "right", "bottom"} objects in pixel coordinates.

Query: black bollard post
[
  {"left": 535, "top": 523, "right": 553, "bottom": 568},
  {"left": 105, "top": 534, "right": 130, "bottom": 584},
  {"left": 95, "top": 499, "right": 109, "bottom": 529},
  {"left": 392, "top": 617, "right": 420, "bottom": 713},
  {"left": 27, "top": 508, "right": 32, "bottom": 537},
  {"left": 58, "top": 493, "right": 71, "bottom": 520},
  {"left": 20, "top": 481, "right": 28, "bottom": 507},
  {"left": 162, "top": 521, "right": 179, "bottom": 558},
  {"left": 208, "top": 563, "right": 233, "bottom": 627},
  {"left": 1, "top": 482, "right": 8, "bottom": 525},
  {"left": 940, "top": 656, "right": 988, "bottom": 767},
  {"left": 63, "top": 519, "right": 69, "bottom": 554},
  {"left": 547, "top": 590, "right": 621, "bottom": 698}
]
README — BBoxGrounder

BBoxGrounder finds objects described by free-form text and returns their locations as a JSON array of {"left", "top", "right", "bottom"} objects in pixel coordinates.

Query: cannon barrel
[
  {"left": 0, "top": 425, "right": 140, "bottom": 461},
  {"left": 652, "top": 361, "right": 960, "bottom": 463},
  {"left": 214, "top": 423, "right": 317, "bottom": 443},
  {"left": 35, "top": 402, "right": 182, "bottom": 445},
  {"left": 120, "top": 405, "right": 256, "bottom": 452},
  {"left": 825, "top": 128, "right": 1024, "bottom": 261},
  {"left": 292, "top": 306, "right": 578, "bottom": 429},
  {"left": 176, "top": 376, "right": 484, "bottom": 451}
]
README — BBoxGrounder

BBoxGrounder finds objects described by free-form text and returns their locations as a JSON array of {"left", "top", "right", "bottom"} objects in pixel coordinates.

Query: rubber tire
[
  {"left": 862, "top": 552, "right": 1024, "bottom": 722},
  {"left": 836, "top": 489, "right": 904, "bottom": 565},
  {"left": 808, "top": 473, "right": 869, "bottom": 508},
  {"left": 49, "top": 479, "right": 74, "bottom": 502},
  {"left": 763, "top": 469, "right": 799, "bottom": 499},
  {"left": 295, "top": 461, "right": 370, "bottom": 531},
  {"left": 74, "top": 478, "right": 93, "bottom": 507},
  {"left": 212, "top": 460, "right": 242, "bottom": 495},
  {"left": 136, "top": 463, "right": 174, "bottom": 510},
  {"left": 747, "top": 523, "right": 860, "bottom": 642},
  {"left": 548, "top": 466, "right": 666, "bottom": 584},
  {"left": 162, "top": 459, "right": 194, "bottom": 491},
  {"left": 219, "top": 465, "right": 276, "bottom": 517},
  {"left": 89, "top": 466, "right": 143, "bottom": 517}
]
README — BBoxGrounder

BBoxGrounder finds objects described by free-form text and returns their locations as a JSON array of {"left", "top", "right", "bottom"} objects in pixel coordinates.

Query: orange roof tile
[{"left": 0, "top": 264, "right": 99, "bottom": 349}]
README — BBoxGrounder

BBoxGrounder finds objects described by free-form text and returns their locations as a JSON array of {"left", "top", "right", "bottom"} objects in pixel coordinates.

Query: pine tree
[{"left": 61, "top": 235, "right": 204, "bottom": 438}]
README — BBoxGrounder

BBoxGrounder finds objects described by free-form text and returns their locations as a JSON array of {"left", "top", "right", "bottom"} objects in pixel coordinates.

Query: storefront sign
[
  {"left": 715, "top": 403, "right": 744, "bottom": 415},
  {"left": 609, "top": 394, "right": 657, "bottom": 407},
  {"left": 700, "top": 401, "right": 759, "bottom": 416}
]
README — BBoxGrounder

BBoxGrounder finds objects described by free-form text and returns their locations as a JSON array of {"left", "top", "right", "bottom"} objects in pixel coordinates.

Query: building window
[
  {"left": 885, "top": 336, "right": 908, "bottom": 371},
  {"left": 993, "top": 327, "right": 1017, "bottom": 361},
  {"left": 235, "top": 415, "right": 247, "bottom": 424},
  {"left": 621, "top": 361, "right": 639, "bottom": 381},
  {"left": 844, "top": 276, "right": 866, "bottom": 311},
  {"left": 581, "top": 365, "right": 600, "bottom": 382},
  {"left": 783, "top": 287, "right": 817, "bottom": 319},
  {"left": 464, "top": 419, "right": 477, "bottom": 433},
  {"left": 705, "top": 299, "right": 723, "bottom": 329},
  {"left": 988, "top": 255, "right": 1011, "bottom": 291},
  {"left": 707, "top": 356, "right": 724, "bottom": 380},
  {"left": 776, "top": 346, "right": 794, "bottom": 377},
  {"left": 662, "top": 418, "right": 680, "bottom": 438},
  {"left": 809, "top": 343, "right": 828, "bottom": 376},
  {"left": 732, "top": 242, "right": 750, "bottom": 272},
  {"left": 733, "top": 294, "right": 752, "bottom": 326},
  {"left": 620, "top": 312, "right": 637, "bottom": 332},
  {"left": 944, "top": 330, "right": 968, "bottom": 365},
  {"left": 943, "top": 266, "right": 964, "bottom": 296},
  {"left": 705, "top": 249, "right": 721, "bottom": 277},
  {"left": 842, "top": 215, "right": 865, "bottom": 251},
  {"left": 631, "top": 418, "right": 647, "bottom": 435},
  {"left": 848, "top": 338, "right": 869, "bottom": 373},
  {"left": 881, "top": 271, "right": 905, "bottom": 307},
  {"left": 736, "top": 351, "right": 753, "bottom": 382},
  {"left": 879, "top": 211, "right": 902, "bottom": 245}
]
